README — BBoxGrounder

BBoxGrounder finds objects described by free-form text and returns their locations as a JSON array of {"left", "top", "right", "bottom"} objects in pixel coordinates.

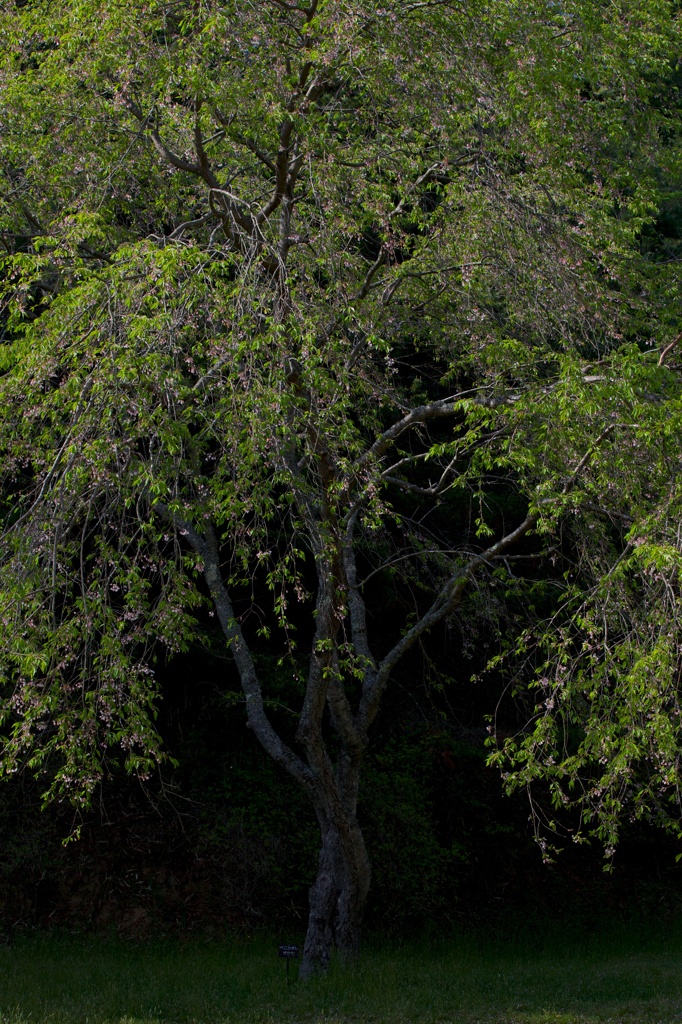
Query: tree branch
[
  {"left": 355, "top": 422, "right": 620, "bottom": 732},
  {"left": 193, "top": 115, "right": 221, "bottom": 189},
  {"left": 353, "top": 249, "right": 387, "bottom": 302},
  {"left": 256, "top": 119, "right": 294, "bottom": 226},
  {"left": 231, "top": 130, "right": 277, "bottom": 172},
  {"left": 659, "top": 331, "right": 682, "bottom": 367},
  {"left": 353, "top": 399, "right": 465, "bottom": 476},
  {"left": 148, "top": 128, "right": 203, "bottom": 177},
  {"left": 166, "top": 212, "right": 217, "bottom": 240},
  {"left": 342, "top": 511, "right": 377, "bottom": 675},
  {"left": 158, "top": 506, "right": 316, "bottom": 793},
  {"left": 326, "top": 653, "right": 363, "bottom": 758}
]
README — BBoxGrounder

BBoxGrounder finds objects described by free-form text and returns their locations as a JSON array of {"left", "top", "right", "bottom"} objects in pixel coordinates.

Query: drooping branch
[{"left": 383, "top": 453, "right": 460, "bottom": 496}]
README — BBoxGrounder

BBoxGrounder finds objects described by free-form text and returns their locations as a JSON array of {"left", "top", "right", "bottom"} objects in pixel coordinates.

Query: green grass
[{"left": 0, "top": 924, "right": 681, "bottom": 1024}]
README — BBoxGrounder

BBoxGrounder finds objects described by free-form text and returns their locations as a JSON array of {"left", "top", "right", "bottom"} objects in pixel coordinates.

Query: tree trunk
[
  {"left": 334, "top": 816, "right": 371, "bottom": 965},
  {"left": 300, "top": 824, "right": 342, "bottom": 978},
  {"left": 299, "top": 815, "right": 371, "bottom": 979}
]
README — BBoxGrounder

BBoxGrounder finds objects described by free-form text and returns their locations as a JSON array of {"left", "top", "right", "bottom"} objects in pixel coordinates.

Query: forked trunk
[{"left": 299, "top": 817, "right": 371, "bottom": 979}]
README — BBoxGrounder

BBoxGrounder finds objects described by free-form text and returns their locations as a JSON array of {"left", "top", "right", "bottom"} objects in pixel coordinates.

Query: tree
[{"left": 0, "top": 0, "right": 681, "bottom": 976}]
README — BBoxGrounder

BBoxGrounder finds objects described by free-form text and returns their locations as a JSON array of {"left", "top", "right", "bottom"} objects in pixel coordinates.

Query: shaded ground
[{"left": 0, "top": 928, "right": 681, "bottom": 1023}]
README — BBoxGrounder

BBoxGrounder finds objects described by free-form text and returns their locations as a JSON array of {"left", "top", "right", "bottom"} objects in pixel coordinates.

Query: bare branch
[
  {"left": 380, "top": 261, "right": 496, "bottom": 305},
  {"left": 208, "top": 188, "right": 255, "bottom": 237},
  {"left": 383, "top": 465, "right": 457, "bottom": 496},
  {"left": 384, "top": 427, "right": 508, "bottom": 496},
  {"left": 360, "top": 546, "right": 467, "bottom": 586},
  {"left": 126, "top": 99, "right": 255, "bottom": 236},
  {"left": 380, "top": 451, "right": 431, "bottom": 476},
  {"left": 498, "top": 548, "right": 558, "bottom": 563}
]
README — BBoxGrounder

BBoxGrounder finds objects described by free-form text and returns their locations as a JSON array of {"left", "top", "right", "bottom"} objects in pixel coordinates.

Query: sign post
[{"left": 278, "top": 944, "right": 300, "bottom": 985}]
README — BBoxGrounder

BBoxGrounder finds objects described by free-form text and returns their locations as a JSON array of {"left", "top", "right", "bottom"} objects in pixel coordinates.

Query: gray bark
[{"left": 300, "top": 810, "right": 371, "bottom": 979}]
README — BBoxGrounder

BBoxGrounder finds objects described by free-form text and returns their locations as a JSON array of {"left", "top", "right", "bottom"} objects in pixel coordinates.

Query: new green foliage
[{"left": 0, "top": 0, "right": 681, "bottom": 969}]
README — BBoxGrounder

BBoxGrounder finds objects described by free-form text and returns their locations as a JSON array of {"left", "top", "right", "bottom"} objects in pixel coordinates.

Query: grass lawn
[{"left": 0, "top": 924, "right": 681, "bottom": 1024}]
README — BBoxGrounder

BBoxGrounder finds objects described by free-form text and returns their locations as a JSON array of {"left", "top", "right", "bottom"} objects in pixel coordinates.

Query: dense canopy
[{"left": 1, "top": 0, "right": 681, "bottom": 973}]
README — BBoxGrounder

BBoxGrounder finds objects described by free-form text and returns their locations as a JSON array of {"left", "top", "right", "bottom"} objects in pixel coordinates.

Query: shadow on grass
[{"left": 0, "top": 923, "right": 681, "bottom": 1023}]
